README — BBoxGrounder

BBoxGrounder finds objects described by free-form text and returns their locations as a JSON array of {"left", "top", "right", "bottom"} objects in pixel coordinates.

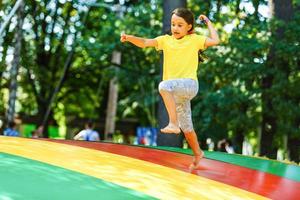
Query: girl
[{"left": 120, "top": 8, "right": 219, "bottom": 169}]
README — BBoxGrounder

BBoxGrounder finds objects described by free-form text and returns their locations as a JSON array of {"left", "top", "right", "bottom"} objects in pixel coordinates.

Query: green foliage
[
  {"left": 189, "top": 0, "right": 299, "bottom": 157},
  {"left": 1, "top": 0, "right": 299, "bottom": 159},
  {"left": 1, "top": 0, "right": 162, "bottom": 125},
  {"left": 188, "top": 1, "right": 268, "bottom": 148}
]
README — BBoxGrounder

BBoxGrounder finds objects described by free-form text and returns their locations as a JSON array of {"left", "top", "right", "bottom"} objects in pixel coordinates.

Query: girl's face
[{"left": 171, "top": 14, "right": 192, "bottom": 39}]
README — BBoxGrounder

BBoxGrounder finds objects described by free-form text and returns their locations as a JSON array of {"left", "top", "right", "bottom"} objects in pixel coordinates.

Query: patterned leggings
[{"left": 158, "top": 78, "right": 198, "bottom": 132}]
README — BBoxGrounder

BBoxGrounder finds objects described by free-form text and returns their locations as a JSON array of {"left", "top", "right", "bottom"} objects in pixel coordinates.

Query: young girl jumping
[{"left": 120, "top": 8, "right": 219, "bottom": 169}]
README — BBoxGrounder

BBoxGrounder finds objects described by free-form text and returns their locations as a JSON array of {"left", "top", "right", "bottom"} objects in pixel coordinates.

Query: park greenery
[{"left": 0, "top": 0, "right": 299, "bottom": 163}]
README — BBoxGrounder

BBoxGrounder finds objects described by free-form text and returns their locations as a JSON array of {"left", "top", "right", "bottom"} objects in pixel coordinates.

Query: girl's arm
[
  {"left": 120, "top": 33, "right": 157, "bottom": 48},
  {"left": 199, "top": 15, "right": 220, "bottom": 48}
]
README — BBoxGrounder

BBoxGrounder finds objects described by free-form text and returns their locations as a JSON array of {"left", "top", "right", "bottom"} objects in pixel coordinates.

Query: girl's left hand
[{"left": 199, "top": 15, "right": 210, "bottom": 24}]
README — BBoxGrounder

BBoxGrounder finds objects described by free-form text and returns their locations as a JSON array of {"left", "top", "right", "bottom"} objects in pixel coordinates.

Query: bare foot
[
  {"left": 189, "top": 151, "right": 204, "bottom": 170},
  {"left": 160, "top": 124, "right": 180, "bottom": 134}
]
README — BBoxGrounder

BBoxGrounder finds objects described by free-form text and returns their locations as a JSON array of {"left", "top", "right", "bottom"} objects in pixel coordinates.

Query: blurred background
[{"left": 0, "top": 0, "right": 299, "bottom": 164}]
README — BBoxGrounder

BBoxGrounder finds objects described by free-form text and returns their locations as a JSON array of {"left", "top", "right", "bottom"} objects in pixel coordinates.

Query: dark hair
[
  {"left": 86, "top": 120, "right": 94, "bottom": 128},
  {"left": 8, "top": 121, "right": 16, "bottom": 128},
  {"left": 172, "top": 8, "right": 195, "bottom": 33},
  {"left": 172, "top": 8, "right": 207, "bottom": 63}
]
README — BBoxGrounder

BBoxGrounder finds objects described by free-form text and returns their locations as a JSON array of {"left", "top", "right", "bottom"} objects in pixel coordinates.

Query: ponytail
[{"left": 198, "top": 50, "right": 207, "bottom": 63}]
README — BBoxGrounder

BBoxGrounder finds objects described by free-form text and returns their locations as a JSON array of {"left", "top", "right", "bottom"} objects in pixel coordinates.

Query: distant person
[
  {"left": 73, "top": 121, "right": 100, "bottom": 141},
  {"left": 206, "top": 138, "right": 215, "bottom": 151},
  {"left": 0, "top": 119, "right": 3, "bottom": 130},
  {"left": 4, "top": 121, "right": 20, "bottom": 137},
  {"left": 217, "top": 139, "right": 227, "bottom": 152},
  {"left": 242, "top": 139, "right": 253, "bottom": 155},
  {"left": 225, "top": 139, "right": 235, "bottom": 154},
  {"left": 31, "top": 125, "right": 44, "bottom": 138},
  {"left": 218, "top": 139, "right": 235, "bottom": 154},
  {"left": 31, "top": 130, "right": 39, "bottom": 138}
]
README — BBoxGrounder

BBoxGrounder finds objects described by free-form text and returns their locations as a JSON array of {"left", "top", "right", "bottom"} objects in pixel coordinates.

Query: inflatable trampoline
[{"left": 0, "top": 136, "right": 299, "bottom": 199}]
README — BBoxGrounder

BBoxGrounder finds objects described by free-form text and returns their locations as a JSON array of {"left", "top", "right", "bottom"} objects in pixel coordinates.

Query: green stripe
[
  {"left": 148, "top": 146, "right": 300, "bottom": 182},
  {"left": 0, "top": 153, "right": 156, "bottom": 200}
]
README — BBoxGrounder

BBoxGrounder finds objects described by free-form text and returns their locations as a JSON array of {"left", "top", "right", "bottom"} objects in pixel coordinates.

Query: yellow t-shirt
[{"left": 155, "top": 34, "right": 207, "bottom": 81}]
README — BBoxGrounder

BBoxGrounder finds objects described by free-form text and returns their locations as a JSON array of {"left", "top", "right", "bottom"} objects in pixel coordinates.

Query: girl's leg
[
  {"left": 159, "top": 90, "right": 180, "bottom": 131},
  {"left": 183, "top": 130, "right": 204, "bottom": 169},
  {"left": 159, "top": 81, "right": 180, "bottom": 133},
  {"left": 173, "top": 79, "right": 201, "bottom": 168}
]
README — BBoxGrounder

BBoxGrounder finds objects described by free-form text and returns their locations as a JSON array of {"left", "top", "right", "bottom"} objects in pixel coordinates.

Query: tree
[
  {"left": 6, "top": 0, "right": 24, "bottom": 124},
  {"left": 286, "top": 5, "right": 300, "bottom": 163},
  {"left": 260, "top": 0, "right": 294, "bottom": 158},
  {"left": 190, "top": 0, "right": 268, "bottom": 153}
]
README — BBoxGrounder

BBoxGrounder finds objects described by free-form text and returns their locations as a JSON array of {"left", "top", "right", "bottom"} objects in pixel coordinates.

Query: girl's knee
[
  {"left": 158, "top": 81, "right": 172, "bottom": 93},
  {"left": 159, "top": 88, "right": 168, "bottom": 94}
]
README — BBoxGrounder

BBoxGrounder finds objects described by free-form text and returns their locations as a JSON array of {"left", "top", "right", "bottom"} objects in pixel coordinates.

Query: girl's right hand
[{"left": 120, "top": 33, "right": 127, "bottom": 42}]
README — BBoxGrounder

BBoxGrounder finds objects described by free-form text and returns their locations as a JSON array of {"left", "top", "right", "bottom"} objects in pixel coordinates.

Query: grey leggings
[{"left": 158, "top": 78, "right": 198, "bottom": 132}]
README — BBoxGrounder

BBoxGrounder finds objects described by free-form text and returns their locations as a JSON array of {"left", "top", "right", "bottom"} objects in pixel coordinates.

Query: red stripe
[{"left": 46, "top": 139, "right": 300, "bottom": 200}]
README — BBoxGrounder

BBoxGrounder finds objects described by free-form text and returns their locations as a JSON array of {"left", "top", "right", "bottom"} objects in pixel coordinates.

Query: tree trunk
[
  {"left": 252, "top": 0, "right": 259, "bottom": 19},
  {"left": 260, "top": 0, "right": 293, "bottom": 158},
  {"left": 235, "top": 0, "right": 241, "bottom": 14},
  {"left": 0, "top": 0, "right": 23, "bottom": 36},
  {"left": 260, "top": 78, "right": 277, "bottom": 158},
  {"left": 41, "top": 48, "right": 75, "bottom": 137},
  {"left": 40, "top": 8, "right": 90, "bottom": 137},
  {"left": 157, "top": 0, "right": 186, "bottom": 147},
  {"left": 104, "top": 51, "right": 121, "bottom": 140},
  {"left": 6, "top": 1, "right": 24, "bottom": 124},
  {"left": 288, "top": 97, "right": 300, "bottom": 162},
  {"left": 233, "top": 128, "right": 244, "bottom": 154},
  {"left": 288, "top": 135, "right": 300, "bottom": 163}
]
